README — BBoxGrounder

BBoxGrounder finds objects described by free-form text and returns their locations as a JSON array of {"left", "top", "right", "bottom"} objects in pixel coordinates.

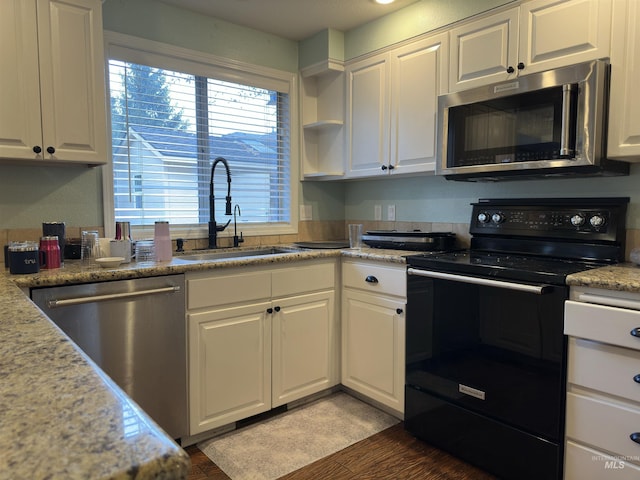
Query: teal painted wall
[
  {"left": 102, "top": 0, "right": 299, "bottom": 72},
  {"left": 345, "top": 165, "right": 640, "bottom": 228}
]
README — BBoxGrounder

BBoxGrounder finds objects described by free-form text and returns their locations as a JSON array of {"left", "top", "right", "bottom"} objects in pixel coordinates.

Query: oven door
[{"left": 405, "top": 268, "right": 567, "bottom": 442}]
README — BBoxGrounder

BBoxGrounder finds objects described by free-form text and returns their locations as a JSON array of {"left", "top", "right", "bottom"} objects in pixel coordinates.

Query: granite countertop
[
  {"left": 1, "top": 245, "right": 410, "bottom": 480},
  {"left": 566, "top": 262, "right": 640, "bottom": 293}
]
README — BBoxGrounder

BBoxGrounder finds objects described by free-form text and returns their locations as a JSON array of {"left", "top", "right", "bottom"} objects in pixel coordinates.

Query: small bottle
[{"left": 154, "top": 221, "right": 172, "bottom": 262}]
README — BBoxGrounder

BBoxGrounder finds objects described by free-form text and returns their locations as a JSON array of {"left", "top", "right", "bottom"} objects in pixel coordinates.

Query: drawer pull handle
[
  {"left": 631, "top": 328, "right": 640, "bottom": 338},
  {"left": 631, "top": 432, "right": 640, "bottom": 444},
  {"left": 634, "top": 374, "right": 640, "bottom": 384},
  {"left": 365, "top": 275, "right": 379, "bottom": 284}
]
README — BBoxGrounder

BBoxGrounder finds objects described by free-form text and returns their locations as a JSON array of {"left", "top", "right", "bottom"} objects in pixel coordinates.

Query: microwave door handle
[{"left": 560, "top": 84, "right": 576, "bottom": 157}]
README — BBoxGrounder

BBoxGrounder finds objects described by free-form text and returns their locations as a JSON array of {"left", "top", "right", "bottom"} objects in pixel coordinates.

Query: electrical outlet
[
  {"left": 374, "top": 205, "right": 382, "bottom": 221},
  {"left": 387, "top": 204, "right": 396, "bottom": 221},
  {"left": 299, "top": 204, "right": 312, "bottom": 221}
]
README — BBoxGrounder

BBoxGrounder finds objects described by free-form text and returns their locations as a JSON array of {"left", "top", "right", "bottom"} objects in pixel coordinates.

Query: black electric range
[{"left": 404, "top": 197, "right": 629, "bottom": 480}]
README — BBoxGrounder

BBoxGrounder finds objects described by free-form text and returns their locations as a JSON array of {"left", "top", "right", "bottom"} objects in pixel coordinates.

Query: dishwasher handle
[{"left": 47, "top": 285, "right": 181, "bottom": 308}]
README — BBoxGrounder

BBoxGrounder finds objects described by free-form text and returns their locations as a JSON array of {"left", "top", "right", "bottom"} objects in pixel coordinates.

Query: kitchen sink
[{"left": 176, "top": 246, "right": 299, "bottom": 262}]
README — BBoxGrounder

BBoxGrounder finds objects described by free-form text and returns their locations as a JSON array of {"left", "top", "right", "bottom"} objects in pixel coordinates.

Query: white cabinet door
[
  {"left": 0, "top": 0, "right": 107, "bottom": 165},
  {"left": 272, "top": 290, "right": 337, "bottom": 407},
  {"left": 519, "top": 0, "right": 611, "bottom": 76},
  {"left": 608, "top": 0, "right": 640, "bottom": 161},
  {"left": 449, "top": 0, "right": 611, "bottom": 92},
  {"left": 449, "top": 8, "right": 519, "bottom": 92},
  {"left": 345, "top": 53, "right": 389, "bottom": 178},
  {"left": 389, "top": 33, "right": 448, "bottom": 176},
  {"left": 37, "top": 0, "right": 108, "bottom": 165},
  {"left": 189, "top": 301, "right": 271, "bottom": 434},
  {"left": 341, "top": 288, "right": 405, "bottom": 415},
  {"left": 0, "top": 0, "right": 43, "bottom": 160}
]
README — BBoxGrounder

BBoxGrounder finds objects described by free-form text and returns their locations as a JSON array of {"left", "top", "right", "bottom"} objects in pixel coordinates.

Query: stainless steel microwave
[{"left": 436, "top": 60, "right": 629, "bottom": 181}]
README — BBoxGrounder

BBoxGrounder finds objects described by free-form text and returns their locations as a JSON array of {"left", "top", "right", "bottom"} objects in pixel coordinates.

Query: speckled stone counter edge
[
  {"left": 1, "top": 246, "right": 410, "bottom": 480},
  {"left": 567, "top": 263, "right": 640, "bottom": 293}
]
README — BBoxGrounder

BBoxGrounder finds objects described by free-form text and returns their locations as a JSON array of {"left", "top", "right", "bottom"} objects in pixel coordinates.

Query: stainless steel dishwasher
[{"left": 31, "top": 274, "right": 188, "bottom": 439}]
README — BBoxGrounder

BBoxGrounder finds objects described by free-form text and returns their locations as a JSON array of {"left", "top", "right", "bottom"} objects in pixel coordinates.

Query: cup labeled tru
[
  {"left": 348, "top": 224, "right": 363, "bottom": 249},
  {"left": 8, "top": 241, "right": 40, "bottom": 274}
]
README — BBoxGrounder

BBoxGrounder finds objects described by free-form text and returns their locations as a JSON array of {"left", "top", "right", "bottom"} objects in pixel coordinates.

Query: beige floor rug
[{"left": 198, "top": 392, "right": 400, "bottom": 480}]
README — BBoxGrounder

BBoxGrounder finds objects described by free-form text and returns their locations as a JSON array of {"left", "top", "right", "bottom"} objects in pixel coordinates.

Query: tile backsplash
[{"left": 3, "top": 222, "right": 638, "bottom": 266}]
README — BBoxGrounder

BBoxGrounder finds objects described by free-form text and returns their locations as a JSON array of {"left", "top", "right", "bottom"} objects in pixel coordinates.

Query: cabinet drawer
[
  {"left": 272, "top": 261, "right": 335, "bottom": 298},
  {"left": 565, "top": 440, "right": 640, "bottom": 479},
  {"left": 568, "top": 337, "right": 640, "bottom": 403},
  {"left": 342, "top": 261, "right": 406, "bottom": 298},
  {"left": 187, "top": 270, "right": 271, "bottom": 309},
  {"left": 565, "top": 392, "right": 640, "bottom": 463},
  {"left": 565, "top": 300, "right": 640, "bottom": 351}
]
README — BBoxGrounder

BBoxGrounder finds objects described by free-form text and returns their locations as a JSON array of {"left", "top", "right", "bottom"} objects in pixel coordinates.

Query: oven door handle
[{"left": 407, "top": 268, "right": 552, "bottom": 294}]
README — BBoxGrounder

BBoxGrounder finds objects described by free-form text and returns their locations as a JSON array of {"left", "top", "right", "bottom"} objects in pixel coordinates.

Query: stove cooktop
[{"left": 406, "top": 250, "right": 608, "bottom": 285}]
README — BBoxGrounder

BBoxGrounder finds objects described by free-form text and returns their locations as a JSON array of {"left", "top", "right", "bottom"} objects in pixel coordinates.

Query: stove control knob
[
  {"left": 570, "top": 214, "right": 586, "bottom": 226},
  {"left": 590, "top": 214, "right": 606, "bottom": 228},
  {"left": 491, "top": 212, "right": 505, "bottom": 224},
  {"left": 477, "top": 212, "right": 490, "bottom": 224}
]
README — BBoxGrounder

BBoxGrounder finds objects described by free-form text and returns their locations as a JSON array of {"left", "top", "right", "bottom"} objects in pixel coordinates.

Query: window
[{"left": 104, "top": 33, "right": 297, "bottom": 238}]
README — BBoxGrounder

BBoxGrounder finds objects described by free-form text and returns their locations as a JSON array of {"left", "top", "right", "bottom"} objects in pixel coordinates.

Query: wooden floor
[{"left": 185, "top": 423, "right": 497, "bottom": 480}]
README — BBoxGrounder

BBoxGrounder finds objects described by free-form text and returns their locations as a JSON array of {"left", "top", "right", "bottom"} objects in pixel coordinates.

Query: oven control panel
[
  {"left": 469, "top": 198, "right": 628, "bottom": 243},
  {"left": 474, "top": 208, "right": 610, "bottom": 232}
]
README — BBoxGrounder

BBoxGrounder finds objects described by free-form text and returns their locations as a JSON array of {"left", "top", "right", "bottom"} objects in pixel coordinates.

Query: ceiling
[{"left": 158, "top": 0, "right": 421, "bottom": 41}]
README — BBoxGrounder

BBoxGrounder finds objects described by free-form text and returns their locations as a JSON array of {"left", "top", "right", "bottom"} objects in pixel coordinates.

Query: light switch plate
[
  {"left": 374, "top": 205, "right": 382, "bottom": 221},
  {"left": 387, "top": 204, "right": 396, "bottom": 221}
]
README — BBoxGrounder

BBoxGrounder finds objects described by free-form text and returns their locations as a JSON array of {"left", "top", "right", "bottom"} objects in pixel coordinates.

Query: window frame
[{"left": 102, "top": 31, "right": 299, "bottom": 241}]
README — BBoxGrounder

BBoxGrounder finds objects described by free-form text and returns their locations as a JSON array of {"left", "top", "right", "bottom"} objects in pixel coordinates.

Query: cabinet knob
[
  {"left": 46, "top": 146, "right": 55, "bottom": 154},
  {"left": 267, "top": 307, "right": 273, "bottom": 314},
  {"left": 630, "top": 327, "right": 640, "bottom": 337},
  {"left": 517, "top": 62, "right": 525, "bottom": 70},
  {"left": 274, "top": 306, "right": 281, "bottom": 312},
  {"left": 631, "top": 432, "right": 640, "bottom": 445},
  {"left": 381, "top": 165, "right": 388, "bottom": 171},
  {"left": 506, "top": 66, "right": 515, "bottom": 74},
  {"left": 634, "top": 374, "right": 640, "bottom": 383},
  {"left": 365, "top": 275, "right": 379, "bottom": 284},
  {"left": 396, "top": 308, "right": 403, "bottom": 315},
  {"left": 388, "top": 164, "right": 395, "bottom": 170},
  {"left": 33, "top": 146, "right": 42, "bottom": 154}
]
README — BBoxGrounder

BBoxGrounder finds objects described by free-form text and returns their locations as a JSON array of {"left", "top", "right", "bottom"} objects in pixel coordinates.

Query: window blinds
[{"left": 108, "top": 60, "right": 290, "bottom": 226}]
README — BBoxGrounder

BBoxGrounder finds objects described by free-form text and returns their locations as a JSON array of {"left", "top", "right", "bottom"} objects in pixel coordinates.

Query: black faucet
[
  {"left": 233, "top": 204, "right": 244, "bottom": 247},
  {"left": 208, "top": 157, "right": 232, "bottom": 249}
]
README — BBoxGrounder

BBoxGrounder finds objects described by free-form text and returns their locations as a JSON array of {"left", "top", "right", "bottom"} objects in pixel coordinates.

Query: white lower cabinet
[
  {"left": 341, "top": 260, "right": 406, "bottom": 417},
  {"left": 564, "top": 288, "right": 640, "bottom": 479},
  {"left": 272, "top": 290, "right": 335, "bottom": 407},
  {"left": 187, "top": 260, "right": 338, "bottom": 435}
]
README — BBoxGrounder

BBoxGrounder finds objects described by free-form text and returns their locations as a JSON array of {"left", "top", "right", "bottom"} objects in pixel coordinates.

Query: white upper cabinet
[
  {"left": 607, "top": 0, "right": 640, "bottom": 161},
  {"left": 345, "top": 52, "right": 389, "bottom": 178},
  {"left": 389, "top": 34, "right": 448, "bottom": 176},
  {"left": 0, "top": 0, "right": 108, "bottom": 165},
  {"left": 449, "top": 8, "right": 519, "bottom": 92},
  {"left": 345, "top": 32, "right": 448, "bottom": 179},
  {"left": 449, "top": 0, "right": 612, "bottom": 92}
]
